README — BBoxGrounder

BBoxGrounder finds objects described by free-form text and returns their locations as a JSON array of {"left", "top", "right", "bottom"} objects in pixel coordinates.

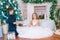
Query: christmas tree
[{"left": 0, "top": 0, "right": 22, "bottom": 24}]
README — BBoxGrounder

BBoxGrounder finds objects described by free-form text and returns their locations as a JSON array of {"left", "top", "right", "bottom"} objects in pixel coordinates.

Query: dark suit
[{"left": 8, "top": 14, "right": 18, "bottom": 36}]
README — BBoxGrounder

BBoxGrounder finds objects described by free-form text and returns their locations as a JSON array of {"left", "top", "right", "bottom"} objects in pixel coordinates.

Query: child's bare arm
[
  {"left": 29, "top": 21, "right": 32, "bottom": 26},
  {"left": 13, "top": 21, "right": 23, "bottom": 24}
]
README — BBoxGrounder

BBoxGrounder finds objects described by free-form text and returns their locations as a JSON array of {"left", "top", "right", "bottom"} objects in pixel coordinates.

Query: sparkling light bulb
[
  {"left": 14, "top": 7, "right": 17, "bottom": 10},
  {"left": 6, "top": 5, "right": 9, "bottom": 8},
  {"left": 0, "top": 2, "right": 3, "bottom": 5},
  {"left": 3, "top": 20, "right": 6, "bottom": 24},
  {"left": 13, "top": 0, "right": 15, "bottom": 3},
  {"left": 15, "top": 11, "right": 17, "bottom": 14}
]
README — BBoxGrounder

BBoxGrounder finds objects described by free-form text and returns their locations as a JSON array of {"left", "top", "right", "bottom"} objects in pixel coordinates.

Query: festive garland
[
  {"left": 55, "top": 9, "right": 60, "bottom": 20},
  {"left": 22, "top": 0, "right": 57, "bottom": 20},
  {"left": 55, "top": 9, "right": 60, "bottom": 26}
]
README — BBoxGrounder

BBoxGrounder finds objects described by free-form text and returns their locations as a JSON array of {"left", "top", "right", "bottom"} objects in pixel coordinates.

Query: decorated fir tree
[{"left": 0, "top": 0, "right": 22, "bottom": 24}]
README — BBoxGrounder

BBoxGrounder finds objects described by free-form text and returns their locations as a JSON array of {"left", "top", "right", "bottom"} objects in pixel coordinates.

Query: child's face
[
  {"left": 9, "top": 10, "right": 14, "bottom": 15},
  {"left": 32, "top": 14, "right": 37, "bottom": 19}
]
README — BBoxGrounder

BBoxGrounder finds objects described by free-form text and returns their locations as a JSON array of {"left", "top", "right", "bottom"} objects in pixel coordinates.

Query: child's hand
[
  {"left": 13, "top": 21, "right": 19, "bottom": 24},
  {"left": 13, "top": 22, "right": 16, "bottom": 24},
  {"left": 13, "top": 21, "right": 23, "bottom": 25},
  {"left": 16, "top": 21, "right": 23, "bottom": 24}
]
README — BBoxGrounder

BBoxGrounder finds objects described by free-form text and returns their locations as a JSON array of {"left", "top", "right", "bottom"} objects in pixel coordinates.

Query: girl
[{"left": 29, "top": 13, "right": 39, "bottom": 26}]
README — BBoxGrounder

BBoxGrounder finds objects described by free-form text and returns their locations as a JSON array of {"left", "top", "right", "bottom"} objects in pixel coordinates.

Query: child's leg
[
  {"left": 8, "top": 26, "right": 18, "bottom": 37},
  {"left": 15, "top": 30, "right": 18, "bottom": 37},
  {"left": 3, "top": 34, "right": 7, "bottom": 40}
]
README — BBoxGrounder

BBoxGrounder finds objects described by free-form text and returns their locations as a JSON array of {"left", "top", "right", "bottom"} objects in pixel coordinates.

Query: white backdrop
[{"left": 27, "top": 3, "right": 52, "bottom": 20}]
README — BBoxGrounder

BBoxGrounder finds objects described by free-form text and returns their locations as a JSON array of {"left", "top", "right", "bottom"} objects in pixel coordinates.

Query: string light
[
  {"left": 6, "top": 5, "right": 9, "bottom": 8},
  {"left": 14, "top": 7, "right": 17, "bottom": 10},
  {"left": 13, "top": 0, "right": 15, "bottom": 3}
]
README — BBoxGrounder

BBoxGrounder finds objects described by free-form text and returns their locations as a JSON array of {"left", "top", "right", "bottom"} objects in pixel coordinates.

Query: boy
[{"left": 8, "top": 8, "right": 18, "bottom": 37}]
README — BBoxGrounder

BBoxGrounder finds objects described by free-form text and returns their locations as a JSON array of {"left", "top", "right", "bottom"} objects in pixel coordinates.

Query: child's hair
[
  {"left": 8, "top": 8, "right": 14, "bottom": 12},
  {"left": 32, "top": 13, "right": 39, "bottom": 20}
]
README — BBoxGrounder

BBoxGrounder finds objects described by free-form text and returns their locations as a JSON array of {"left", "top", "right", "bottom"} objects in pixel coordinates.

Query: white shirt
[{"left": 32, "top": 20, "right": 39, "bottom": 26}]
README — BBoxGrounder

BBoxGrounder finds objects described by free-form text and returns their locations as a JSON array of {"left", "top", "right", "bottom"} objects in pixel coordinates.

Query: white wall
[
  {"left": 58, "top": 0, "right": 60, "bottom": 5},
  {"left": 27, "top": 3, "right": 52, "bottom": 20},
  {"left": 16, "top": 0, "right": 27, "bottom": 20},
  {"left": 16, "top": 0, "right": 60, "bottom": 20}
]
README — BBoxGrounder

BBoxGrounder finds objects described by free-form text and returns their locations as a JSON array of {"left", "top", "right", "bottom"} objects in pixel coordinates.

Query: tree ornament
[
  {"left": 3, "top": 20, "right": 6, "bottom": 24},
  {"left": 6, "top": 5, "right": 9, "bottom": 9},
  {"left": 13, "top": 0, "right": 15, "bottom": 3},
  {"left": 14, "top": 7, "right": 17, "bottom": 10},
  {"left": 41, "top": 0, "right": 43, "bottom": 2},
  {"left": 0, "top": 2, "right": 3, "bottom": 5},
  {"left": 15, "top": 11, "right": 18, "bottom": 14}
]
